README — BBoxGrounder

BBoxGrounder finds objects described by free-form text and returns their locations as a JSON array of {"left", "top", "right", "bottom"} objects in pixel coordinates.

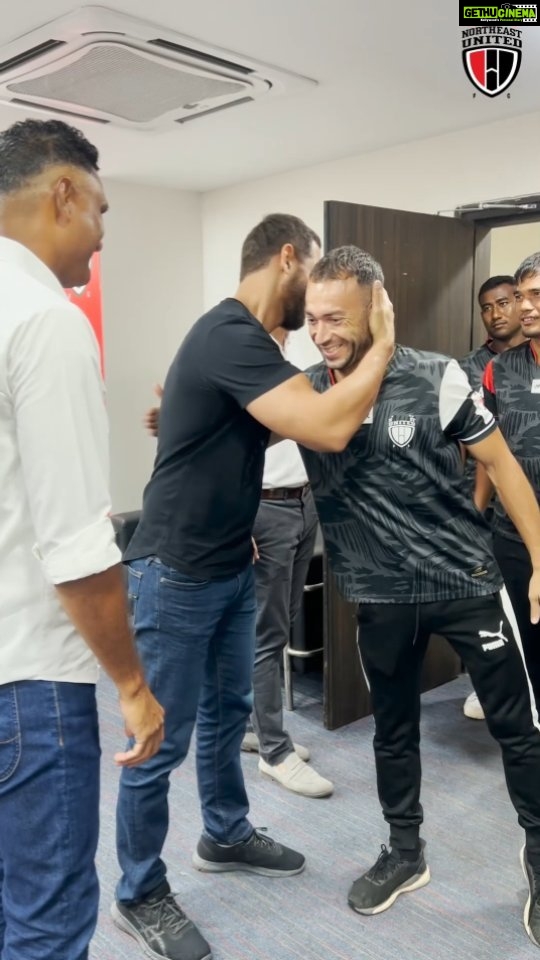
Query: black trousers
[
  {"left": 356, "top": 592, "right": 540, "bottom": 868},
  {"left": 493, "top": 533, "right": 540, "bottom": 705}
]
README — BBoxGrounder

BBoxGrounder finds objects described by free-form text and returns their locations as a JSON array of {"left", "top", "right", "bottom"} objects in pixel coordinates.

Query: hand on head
[{"left": 368, "top": 281, "right": 395, "bottom": 347}]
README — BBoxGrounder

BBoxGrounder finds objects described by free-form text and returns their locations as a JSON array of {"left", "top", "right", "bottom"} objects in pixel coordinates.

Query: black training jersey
[
  {"left": 302, "top": 345, "right": 501, "bottom": 604},
  {"left": 460, "top": 341, "right": 496, "bottom": 392},
  {"left": 459, "top": 341, "right": 497, "bottom": 491},
  {"left": 483, "top": 340, "right": 540, "bottom": 542}
]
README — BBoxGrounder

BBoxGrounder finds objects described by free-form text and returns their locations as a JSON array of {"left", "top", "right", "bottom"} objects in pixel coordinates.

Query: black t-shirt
[
  {"left": 125, "top": 299, "right": 299, "bottom": 578},
  {"left": 483, "top": 340, "right": 540, "bottom": 542},
  {"left": 302, "top": 346, "right": 501, "bottom": 604}
]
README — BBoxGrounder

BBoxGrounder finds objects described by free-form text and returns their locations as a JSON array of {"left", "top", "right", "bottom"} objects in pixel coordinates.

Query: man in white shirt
[
  {"left": 242, "top": 327, "right": 333, "bottom": 797},
  {"left": 0, "top": 118, "right": 163, "bottom": 960}
]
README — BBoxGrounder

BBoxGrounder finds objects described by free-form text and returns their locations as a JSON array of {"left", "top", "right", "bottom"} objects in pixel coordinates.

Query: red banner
[{"left": 65, "top": 253, "right": 104, "bottom": 374}]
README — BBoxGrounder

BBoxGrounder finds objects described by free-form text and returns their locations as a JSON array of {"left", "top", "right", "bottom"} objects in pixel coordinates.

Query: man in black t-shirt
[
  {"left": 112, "top": 216, "right": 395, "bottom": 960},
  {"left": 300, "top": 246, "right": 540, "bottom": 949},
  {"left": 459, "top": 275, "right": 524, "bottom": 720},
  {"left": 478, "top": 252, "right": 540, "bottom": 718}
]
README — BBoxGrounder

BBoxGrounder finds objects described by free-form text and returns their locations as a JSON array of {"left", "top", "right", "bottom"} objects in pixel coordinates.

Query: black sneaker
[
  {"left": 348, "top": 842, "right": 430, "bottom": 916},
  {"left": 111, "top": 881, "right": 212, "bottom": 960},
  {"left": 192, "top": 828, "right": 305, "bottom": 877},
  {"left": 521, "top": 845, "right": 540, "bottom": 946}
]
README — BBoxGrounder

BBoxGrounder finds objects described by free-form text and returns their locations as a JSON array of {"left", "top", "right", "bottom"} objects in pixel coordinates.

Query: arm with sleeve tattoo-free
[
  {"left": 454, "top": 360, "right": 540, "bottom": 622},
  {"left": 469, "top": 429, "right": 540, "bottom": 623},
  {"left": 9, "top": 305, "right": 164, "bottom": 764}
]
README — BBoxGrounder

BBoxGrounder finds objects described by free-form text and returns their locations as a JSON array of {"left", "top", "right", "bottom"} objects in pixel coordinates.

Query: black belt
[{"left": 261, "top": 484, "right": 310, "bottom": 501}]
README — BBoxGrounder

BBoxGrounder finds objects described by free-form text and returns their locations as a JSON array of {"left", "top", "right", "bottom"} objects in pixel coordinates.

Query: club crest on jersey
[{"left": 388, "top": 415, "right": 416, "bottom": 448}]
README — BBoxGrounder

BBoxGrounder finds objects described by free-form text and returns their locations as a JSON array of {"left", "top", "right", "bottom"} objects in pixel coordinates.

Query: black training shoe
[
  {"left": 192, "top": 828, "right": 305, "bottom": 877},
  {"left": 111, "top": 881, "right": 212, "bottom": 960},
  {"left": 348, "top": 842, "right": 430, "bottom": 916},
  {"left": 521, "top": 845, "right": 540, "bottom": 947}
]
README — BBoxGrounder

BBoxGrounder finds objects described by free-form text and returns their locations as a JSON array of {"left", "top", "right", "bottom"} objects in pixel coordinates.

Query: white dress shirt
[
  {"left": 262, "top": 333, "right": 314, "bottom": 489},
  {"left": 0, "top": 238, "right": 120, "bottom": 685}
]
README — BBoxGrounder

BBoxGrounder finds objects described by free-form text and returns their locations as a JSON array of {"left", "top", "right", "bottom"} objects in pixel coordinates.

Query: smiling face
[
  {"left": 305, "top": 275, "right": 372, "bottom": 377},
  {"left": 515, "top": 271, "right": 540, "bottom": 341},
  {"left": 479, "top": 282, "right": 520, "bottom": 342}
]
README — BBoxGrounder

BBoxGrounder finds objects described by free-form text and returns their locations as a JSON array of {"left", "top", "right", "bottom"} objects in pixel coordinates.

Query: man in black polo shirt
[
  {"left": 478, "top": 252, "right": 540, "bottom": 715},
  {"left": 460, "top": 275, "right": 524, "bottom": 720},
  {"left": 300, "top": 245, "right": 540, "bottom": 948},
  {"left": 112, "top": 216, "right": 395, "bottom": 960}
]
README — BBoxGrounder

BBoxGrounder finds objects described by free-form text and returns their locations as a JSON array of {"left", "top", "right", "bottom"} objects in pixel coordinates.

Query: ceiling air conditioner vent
[
  {"left": 9, "top": 97, "right": 111, "bottom": 124},
  {"left": 149, "top": 39, "right": 254, "bottom": 76},
  {"left": 176, "top": 96, "right": 254, "bottom": 125},
  {"left": 0, "top": 6, "right": 316, "bottom": 129},
  {"left": 0, "top": 39, "right": 66, "bottom": 75}
]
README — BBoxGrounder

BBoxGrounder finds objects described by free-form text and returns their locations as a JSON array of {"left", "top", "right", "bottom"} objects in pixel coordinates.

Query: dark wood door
[{"left": 322, "top": 200, "right": 490, "bottom": 730}]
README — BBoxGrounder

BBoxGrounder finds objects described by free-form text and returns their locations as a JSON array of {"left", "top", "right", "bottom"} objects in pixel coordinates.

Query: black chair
[{"left": 111, "top": 510, "right": 141, "bottom": 554}]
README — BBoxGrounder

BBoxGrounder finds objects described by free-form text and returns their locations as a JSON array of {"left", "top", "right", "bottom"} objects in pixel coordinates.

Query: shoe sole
[
  {"left": 348, "top": 865, "right": 431, "bottom": 916},
  {"left": 110, "top": 903, "right": 213, "bottom": 960},
  {"left": 259, "top": 768, "right": 333, "bottom": 798},
  {"left": 192, "top": 851, "right": 305, "bottom": 877},
  {"left": 520, "top": 845, "right": 540, "bottom": 947}
]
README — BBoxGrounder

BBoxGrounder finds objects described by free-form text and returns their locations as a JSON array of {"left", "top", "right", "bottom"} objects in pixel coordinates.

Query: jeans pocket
[
  {"left": 0, "top": 684, "right": 22, "bottom": 782},
  {"left": 159, "top": 563, "right": 210, "bottom": 590},
  {"left": 127, "top": 565, "right": 143, "bottom": 620}
]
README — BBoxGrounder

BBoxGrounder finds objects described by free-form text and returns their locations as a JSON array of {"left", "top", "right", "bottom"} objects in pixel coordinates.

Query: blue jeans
[
  {"left": 116, "top": 557, "right": 257, "bottom": 902},
  {"left": 0, "top": 680, "right": 100, "bottom": 960}
]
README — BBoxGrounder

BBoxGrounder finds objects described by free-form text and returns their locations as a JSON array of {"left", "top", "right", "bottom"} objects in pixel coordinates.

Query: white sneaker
[
  {"left": 241, "top": 732, "right": 310, "bottom": 762},
  {"left": 463, "top": 691, "right": 485, "bottom": 720},
  {"left": 258, "top": 752, "right": 334, "bottom": 798},
  {"left": 241, "top": 731, "right": 261, "bottom": 753}
]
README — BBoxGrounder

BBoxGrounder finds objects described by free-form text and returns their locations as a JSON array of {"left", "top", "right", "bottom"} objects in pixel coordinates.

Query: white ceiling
[{"left": 1, "top": 0, "right": 539, "bottom": 191}]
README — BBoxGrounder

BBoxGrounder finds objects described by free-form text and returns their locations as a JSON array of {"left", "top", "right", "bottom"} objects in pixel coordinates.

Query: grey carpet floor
[{"left": 91, "top": 673, "right": 536, "bottom": 960}]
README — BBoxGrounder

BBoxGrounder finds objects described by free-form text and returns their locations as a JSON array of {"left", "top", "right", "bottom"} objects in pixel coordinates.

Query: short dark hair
[
  {"left": 477, "top": 275, "right": 515, "bottom": 300},
  {"left": 239, "top": 213, "right": 320, "bottom": 279},
  {"left": 515, "top": 253, "right": 540, "bottom": 285},
  {"left": 310, "top": 244, "right": 384, "bottom": 286},
  {"left": 0, "top": 119, "right": 99, "bottom": 194}
]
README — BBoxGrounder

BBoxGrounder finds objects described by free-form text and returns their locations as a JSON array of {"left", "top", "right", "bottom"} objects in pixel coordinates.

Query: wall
[
  {"left": 490, "top": 221, "right": 540, "bottom": 276},
  {"left": 100, "top": 111, "right": 540, "bottom": 509},
  {"left": 202, "top": 111, "right": 540, "bottom": 310},
  {"left": 100, "top": 179, "right": 203, "bottom": 511}
]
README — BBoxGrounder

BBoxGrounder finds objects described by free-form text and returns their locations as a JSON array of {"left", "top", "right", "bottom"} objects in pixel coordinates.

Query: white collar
[{"left": 0, "top": 237, "right": 66, "bottom": 297}]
